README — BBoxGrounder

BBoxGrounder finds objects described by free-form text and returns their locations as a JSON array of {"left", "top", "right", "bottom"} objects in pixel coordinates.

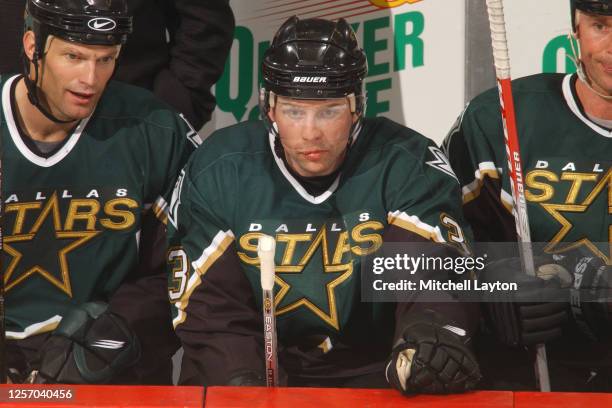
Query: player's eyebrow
[
  {"left": 58, "top": 45, "right": 84, "bottom": 55},
  {"left": 58, "top": 44, "right": 119, "bottom": 59},
  {"left": 278, "top": 100, "right": 347, "bottom": 108}
]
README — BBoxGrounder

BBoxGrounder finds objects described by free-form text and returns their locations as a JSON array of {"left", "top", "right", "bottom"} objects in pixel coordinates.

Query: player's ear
[
  {"left": 23, "top": 31, "right": 36, "bottom": 61},
  {"left": 574, "top": 12, "right": 582, "bottom": 39},
  {"left": 268, "top": 106, "right": 276, "bottom": 123}
]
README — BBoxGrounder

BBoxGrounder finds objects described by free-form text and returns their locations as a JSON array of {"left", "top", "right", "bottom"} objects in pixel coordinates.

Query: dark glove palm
[
  {"left": 481, "top": 257, "right": 570, "bottom": 347},
  {"left": 387, "top": 320, "right": 481, "bottom": 394}
]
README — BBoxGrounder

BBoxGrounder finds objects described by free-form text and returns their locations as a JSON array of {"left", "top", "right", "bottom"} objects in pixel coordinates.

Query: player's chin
[
  {"left": 294, "top": 163, "right": 323, "bottom": 177},
  {"left": 305, "top": 163, "right": 339, "bottom": 177},
  {"left": 63, "top": 104, "right": 96, "bottom": 120},
  {"left": 592, "top": 78, "right": 612, "bottom": 96}
]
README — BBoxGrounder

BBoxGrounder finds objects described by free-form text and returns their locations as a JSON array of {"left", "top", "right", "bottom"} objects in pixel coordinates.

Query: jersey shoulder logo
[
  {"left": 168, "top": 169, "right": 186, "bottom": 229},
  {"left": 441, "top": 102, "right": 469, "bottom": 157},
  {"left": 426, "top": 146, "right": 458, "bottom": 182},
  {"left": 179, "top": 114, "right": 203, "bottom": 147}
]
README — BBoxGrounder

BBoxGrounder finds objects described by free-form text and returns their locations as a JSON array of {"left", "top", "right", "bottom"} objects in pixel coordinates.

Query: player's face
[
  {"left": 25, "top": 34, "right": 119, "bottom": 121},
  {"left": 576, "top": 12, "right": 612, "bottom": 95},
  {"left": 269, "top": 96, "right": 357, "bottom": 177}
]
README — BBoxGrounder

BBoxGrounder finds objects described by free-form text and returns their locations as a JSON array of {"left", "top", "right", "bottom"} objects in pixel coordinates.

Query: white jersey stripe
[
  {"left": 2, "top": 75, "right": 94, "bottom": 167},
  {"left": 6, "top": 315, "right": 62, "bottom": 339},
  {"left": 173, "top": 230, "right": 235, "bottom": 328},
  {"left": 387, "top": 211, "right": 446, "bottom": 243}
]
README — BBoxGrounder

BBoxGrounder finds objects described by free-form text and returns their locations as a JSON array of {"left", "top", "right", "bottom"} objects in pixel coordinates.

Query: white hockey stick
[
  {"left": 485, "top": 0, "right": 551, "bottom": 392},
  {"left": 258, "top": 234, "right": 279, "bottom": 387}
]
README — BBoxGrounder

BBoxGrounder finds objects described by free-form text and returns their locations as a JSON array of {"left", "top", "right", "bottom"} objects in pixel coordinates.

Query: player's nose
[
  {"left": 301, "top": 116, "right": 323, "bottom": 141},
  {"left": 78, "top": 61, "right": 98, "bottom": 88}
]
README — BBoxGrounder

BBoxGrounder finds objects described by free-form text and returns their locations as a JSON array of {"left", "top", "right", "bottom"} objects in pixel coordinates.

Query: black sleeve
[
  {"left": 167, "top": 158, "right": 279, "bottom": 385},
  {"left": 174, "top": 242, "right": 272, "bottom": 385},
  {"left": 384, "top": 225, "right": 480, "bottom": 342},
  {"left": 108, "top": 272, "right": 180, "bottom": 384},
  {"left": 154, "top": 0, "right": 235, "bottom": 129},
  {"left": 107, "top": 213, "right": 180, "bottom": 384},
  {"left": 381, "top": 140, "right": 481, "bottom": 340},
  {"left": 442, "top": 106, "right": 517, "bottom": 243}
]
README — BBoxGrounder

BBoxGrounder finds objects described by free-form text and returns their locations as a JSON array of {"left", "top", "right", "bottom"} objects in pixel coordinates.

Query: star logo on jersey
[
  {"left": 426, "top": 146, "right": 458, "bottom": 182},
  {"left": 4, "top": 193, "right": 100, "bottom": 296},
  {"left": 541, "top": 168, "right": 611, "bottom": 265},
  {"left": 266, "top": 227, "right": 353, "bottom": 330}
]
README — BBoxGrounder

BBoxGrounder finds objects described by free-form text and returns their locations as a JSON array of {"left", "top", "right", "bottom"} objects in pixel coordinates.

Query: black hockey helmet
[
  {"left": 25, "top": 0, "right": 132, "bottom": 50},
  {"left": 571, "top": 0, "right": 612, "bottom": 31},
  {"left": 260, "top": 16, "right": 368, "bottom": 137},
  {"left": 23, "top": 0, "right": 132, "bottom": 123}
]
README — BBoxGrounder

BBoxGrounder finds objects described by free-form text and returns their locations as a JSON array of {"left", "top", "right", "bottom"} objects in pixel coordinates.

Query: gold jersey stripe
[
  {"left": 151, "top": 196, "right": 169, "bottom": 224},
  {"left": 387, "top": 211, "right": 445, "bottom": 243},
  {"left": 173, "top": 231, "right": 235, "bottom": 328},
  {"left": 6, "top": 315, "right": 62, "bottom": 340},
  {"left": 462, "top": 168, "right": 500, "bottom": 204}
]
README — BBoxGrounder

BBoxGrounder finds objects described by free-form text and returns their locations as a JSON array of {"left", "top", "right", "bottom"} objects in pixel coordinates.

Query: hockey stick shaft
[
  {"left": 262, "top": 289, "right": 278, "bottom": 387},
  {"left": 485, "top": 0, "right": 550, "bottom": 392},
  {"left": 258, "top": 235, "right": 278, "bottom": 387},
  {"left": 0, "top": 106, "right": 5, "bottom": 384}
]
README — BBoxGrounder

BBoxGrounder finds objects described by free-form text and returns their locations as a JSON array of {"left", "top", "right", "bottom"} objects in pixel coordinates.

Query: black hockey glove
[
  {"left": 481, "top": 257, "right": 572, "bottom": 347},
  {"left": 227, "top": 371, "right": 266, "bottom": 386},
  {"left": 569, "top": 254, "right": 612, "bottom": 341},
  {"left": 386, "top": 311, "right": 481, "bottom": 394},
  {"left": 35, "top": 302, "right": 141, "bottom": 384}
]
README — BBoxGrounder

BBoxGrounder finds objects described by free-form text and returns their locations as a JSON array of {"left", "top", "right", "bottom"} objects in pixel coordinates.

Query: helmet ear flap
[
  {"left": 348, "top": 90, "right": 367, "bottom": 118},
  {"left": 348, "top": 94, "right": 356, "bottom": 113},
  {"left": 258, "top": 89, "right": 276, "bottom": 118},
  {"left": 259, "top": 88, "right": 279, "bottom": 136},
  {"left": 269, "top": 91, "right": 276, "bottom": 109}
]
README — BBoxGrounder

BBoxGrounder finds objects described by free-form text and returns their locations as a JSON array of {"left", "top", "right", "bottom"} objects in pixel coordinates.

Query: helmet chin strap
[
  {"left": 568, "top": 31, "right": 612, "bottom": 100},
  {"left": 23, "top": 52, "right": 78, "bottom": 124}
]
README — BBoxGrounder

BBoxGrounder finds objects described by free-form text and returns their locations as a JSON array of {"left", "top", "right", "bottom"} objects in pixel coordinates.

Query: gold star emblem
[
  {"left": 265, "top": 227, "right": 353, "bottom": 331},
  {"left": 4, "top": 193, "right": 100, "bottom": 296},
  {"left": 541, "top": 168, "right": 611, "bottom": 265}
]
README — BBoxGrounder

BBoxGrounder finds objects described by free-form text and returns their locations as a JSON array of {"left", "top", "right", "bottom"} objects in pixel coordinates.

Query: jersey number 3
[{"left": 168, "top": 248, "right": 188, "bottom": 300}]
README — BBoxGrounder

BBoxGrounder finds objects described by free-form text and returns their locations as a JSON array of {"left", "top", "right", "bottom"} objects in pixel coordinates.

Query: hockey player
[
  {"left": 443, "top": 0, "right": 612, "bottom": 391},
  {"left": 167, "top": 16, "right": 481, "bottom": 394},
  {"left": 3, "top": 0, "right": 197, "bottom": 384}
]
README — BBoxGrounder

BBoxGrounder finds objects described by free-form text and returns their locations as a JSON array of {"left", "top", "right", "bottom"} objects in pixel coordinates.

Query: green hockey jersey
[
  {"left": 1, "top": 74, "right": 197, "bottom": 339},
  {"left": 167, "top": 117, "right": 476, "bottom": 384},
  {"left": 444, "top": 73, "right": 611, "bottom": 263},
  {"left": 444, "top": 73, "right": 612, "bottom": 391}
]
